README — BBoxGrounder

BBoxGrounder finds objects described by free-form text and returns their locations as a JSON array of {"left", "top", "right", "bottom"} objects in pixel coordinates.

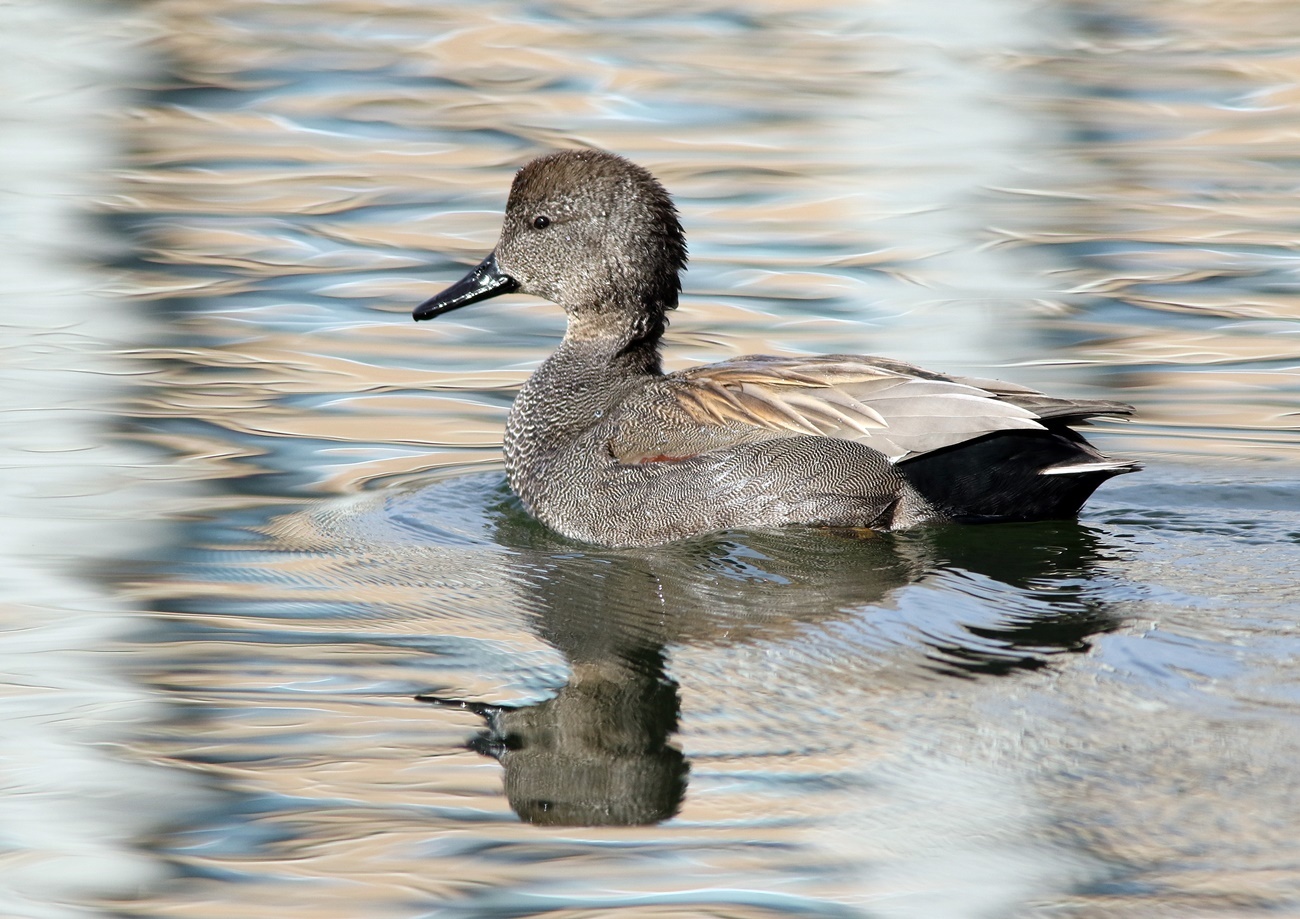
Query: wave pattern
[{"left": 107, "top": 1, "right": 1300, "bottom": 918}]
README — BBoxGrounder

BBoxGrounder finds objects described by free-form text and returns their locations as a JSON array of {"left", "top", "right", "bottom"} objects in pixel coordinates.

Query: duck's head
[{"left": 414, "top": 150, "right": 687, "bottom": 339}]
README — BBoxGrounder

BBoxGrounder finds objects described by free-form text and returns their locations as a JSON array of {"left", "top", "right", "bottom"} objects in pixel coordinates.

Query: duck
[{"left": 413, "top": 149, "right": 1138, "bottom": 548}]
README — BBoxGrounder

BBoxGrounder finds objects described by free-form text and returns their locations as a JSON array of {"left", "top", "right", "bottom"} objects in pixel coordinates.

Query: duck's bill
[{"left": 413, "top": 251, "right": 520, "bottom": 321}]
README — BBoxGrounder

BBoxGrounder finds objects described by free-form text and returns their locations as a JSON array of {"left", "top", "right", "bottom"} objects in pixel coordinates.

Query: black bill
[{"left": 413, "top": 251, "right": 519, "bottom": 321}]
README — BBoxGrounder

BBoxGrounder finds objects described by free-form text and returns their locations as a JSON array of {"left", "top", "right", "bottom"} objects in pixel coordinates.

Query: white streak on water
[
  {"left": 0, "top": 4, "right": 203, "bottom": 916},
  {"left": 833, "top": 0, "right": 1078, "bottom": 372}
]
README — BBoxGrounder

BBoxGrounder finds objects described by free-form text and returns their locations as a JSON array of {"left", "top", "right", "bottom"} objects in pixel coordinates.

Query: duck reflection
[
  {"left": 421, "top": 650, "right": 683, "bottom": 827},
  {"left": 420, "top": 512, "right": 1119, "bottom": 826},
  {"left": 420, "top": 528, "right": 915, "bottom": 826},
  {"left": 909, "top": 521, "right": 1120, "bottom": 677}
]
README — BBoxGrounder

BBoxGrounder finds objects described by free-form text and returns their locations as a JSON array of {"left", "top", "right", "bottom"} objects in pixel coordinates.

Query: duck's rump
[{"left": 896, "top": 423, "right": 1139, "bottom": 523}]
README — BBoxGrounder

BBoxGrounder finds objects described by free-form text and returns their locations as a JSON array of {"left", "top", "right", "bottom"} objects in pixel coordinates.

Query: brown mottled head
[{"left": 414, "top": 150, "right": 688, "bottom": 339}]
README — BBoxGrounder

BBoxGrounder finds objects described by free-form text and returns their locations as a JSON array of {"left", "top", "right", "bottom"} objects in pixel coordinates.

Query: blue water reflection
[{"left": 5, "top": 0, "right": 1300, "bottom": 916}]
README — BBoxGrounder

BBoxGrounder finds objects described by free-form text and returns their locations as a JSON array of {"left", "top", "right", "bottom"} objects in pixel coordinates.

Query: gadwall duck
[{"left": 413, "top": 150, "right": 1138, "bottom": 547}]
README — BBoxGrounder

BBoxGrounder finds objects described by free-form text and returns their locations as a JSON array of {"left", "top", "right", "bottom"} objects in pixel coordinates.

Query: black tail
[{"left": 898, "top": 427, "right": 1138, "bottom": 522}]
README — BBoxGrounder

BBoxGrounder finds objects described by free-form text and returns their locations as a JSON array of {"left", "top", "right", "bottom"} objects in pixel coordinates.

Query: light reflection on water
[{"left": 4, "top": 0, "right": 1300, "bottom": 917}]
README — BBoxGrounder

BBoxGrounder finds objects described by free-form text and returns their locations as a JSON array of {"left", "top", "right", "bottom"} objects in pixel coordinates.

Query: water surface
[{"left": 4, "top": 0, "right": 1300, "bottom": 917}]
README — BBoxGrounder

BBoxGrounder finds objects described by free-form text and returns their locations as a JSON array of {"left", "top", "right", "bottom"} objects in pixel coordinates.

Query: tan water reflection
[
  {"left": 117, "top": 0, "right": 1300, "bottom": 495},
  {"left": 91, "top": 0, "right": 1300, "bottom": 917}
]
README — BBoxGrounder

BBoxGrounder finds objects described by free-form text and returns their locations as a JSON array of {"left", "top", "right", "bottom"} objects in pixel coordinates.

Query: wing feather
[
  {"left": 607, "top": 354, "right": 1066, "bottom": 465},
  {"left": 733, "top": 383, "right": 829, "bottom": 435}
]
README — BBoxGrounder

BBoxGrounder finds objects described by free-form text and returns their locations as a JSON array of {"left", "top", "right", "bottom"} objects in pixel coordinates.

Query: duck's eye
[{"left": 531, "top": 215, "right": 551, "bottom": 230}]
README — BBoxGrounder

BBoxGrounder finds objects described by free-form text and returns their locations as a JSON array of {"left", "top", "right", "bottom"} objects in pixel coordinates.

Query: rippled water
[{"left": 5, "top": 0, "right": 1300, "bottom": 917}]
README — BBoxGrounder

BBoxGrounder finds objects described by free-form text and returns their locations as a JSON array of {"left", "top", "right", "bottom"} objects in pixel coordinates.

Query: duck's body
[{"left": 415, "top": 150, "right": 1137, "bottom": 547}]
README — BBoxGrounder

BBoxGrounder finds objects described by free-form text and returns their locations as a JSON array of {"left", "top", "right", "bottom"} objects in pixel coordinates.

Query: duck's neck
[
  {"left": 504, "top": 307, "right": 665, "bottom": 469},
  {"left": 530, "top": 320, "right": 664, "bottom": 411},
  {"left": 564, "top": 308, "right": 667, "bottom": 373}
]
